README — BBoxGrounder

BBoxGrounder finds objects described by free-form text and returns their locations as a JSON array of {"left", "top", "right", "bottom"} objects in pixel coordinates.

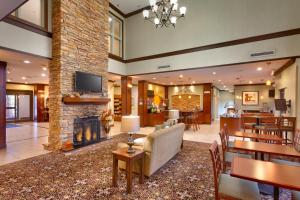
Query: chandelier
[{"left": 142, "top": 0, "right": 187, "bottom": 28}]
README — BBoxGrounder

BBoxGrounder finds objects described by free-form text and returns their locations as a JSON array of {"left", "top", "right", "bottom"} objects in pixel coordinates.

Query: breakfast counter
[{"left": 220, "top": 115, "right": 241, "bottom": 134}]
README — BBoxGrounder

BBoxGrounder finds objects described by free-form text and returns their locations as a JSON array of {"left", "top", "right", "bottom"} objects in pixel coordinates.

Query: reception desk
[
  {"left": 147, "top": 112, "right": 166, "bottom": 126},
  {"left": 220, "top": 116, "right": 241, "bottom": 134}
]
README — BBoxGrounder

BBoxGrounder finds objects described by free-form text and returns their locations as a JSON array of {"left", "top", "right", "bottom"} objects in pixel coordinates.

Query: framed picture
[{"left": 242, "top": 91, "right": 259, "bottom": 106}]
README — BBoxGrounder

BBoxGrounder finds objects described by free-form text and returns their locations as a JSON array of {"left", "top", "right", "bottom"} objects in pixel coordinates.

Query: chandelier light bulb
[
  {"left": 153, "top": 5, "right": 158, "bottom": 12},
  {"left": 171, "top": 16, "right": 177, "bottom": 24},
  {"left": 180, "top": 6, "right": 187, "bottom": 16},
  {"left": 172, "top": 3, "right": 178, "bottom": 10},
  {"left": 149, "top": 0, "right": 156, "bottom": 6},
  {"left": 143, "top": 10, "right": 149, "bottom": 18},
  {"left": 170, "top": 0, "right": 178, "bottom": 5},
  {"left": 143, "top": 0, "right": 187, "bottom": 28}
]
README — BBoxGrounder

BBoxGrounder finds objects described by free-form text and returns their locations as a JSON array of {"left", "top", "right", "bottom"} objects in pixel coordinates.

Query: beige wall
[
  {"left": 168, "top": 85, "right": 203, "bottom": 110},
  {"left": 234, "top": 85, "right": 275, "bottom": 112},
  {"left": 148, "top": 84, "right": 165, "bottom": 98},
  {"left": 126, "top": 0, "right": 300, "bottom": 59},
  {"left": 275, "top": 62, "right": 297, "bottom": 116}
]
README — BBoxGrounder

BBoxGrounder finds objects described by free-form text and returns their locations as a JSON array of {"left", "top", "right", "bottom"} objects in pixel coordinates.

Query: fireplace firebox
[{"left": 73, "top": 116, "right": 101, "bottom": 148}]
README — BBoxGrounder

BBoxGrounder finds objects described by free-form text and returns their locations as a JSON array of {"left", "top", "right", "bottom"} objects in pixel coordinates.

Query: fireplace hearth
[{"left": 73, "top": 116, "right": 102, "bottom": 148}]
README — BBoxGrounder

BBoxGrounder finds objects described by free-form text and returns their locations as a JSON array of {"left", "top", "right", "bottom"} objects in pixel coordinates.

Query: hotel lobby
[{"left": 0, "top": 0, "right": 300, "bottom": 199}]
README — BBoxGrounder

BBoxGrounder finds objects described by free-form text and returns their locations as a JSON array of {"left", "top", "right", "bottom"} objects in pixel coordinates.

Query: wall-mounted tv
[{"left": 75, "top": 71, "right": 102, "bottom": 93}]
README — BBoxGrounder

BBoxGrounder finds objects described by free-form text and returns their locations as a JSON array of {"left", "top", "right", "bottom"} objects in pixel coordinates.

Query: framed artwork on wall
[{"left": 242, "top": 91, "right": 259, "bottom": 106}]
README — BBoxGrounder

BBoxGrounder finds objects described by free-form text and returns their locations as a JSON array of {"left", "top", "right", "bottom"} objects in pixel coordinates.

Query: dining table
[
  {"left": 231, "top": 131, "right": 284, "bottom": 143},
  {"left": 232, "top": 140, "right": 300, "bottom": 160},
  {"left": 231, "top": 157, "right": 300, "bottom": 200}
]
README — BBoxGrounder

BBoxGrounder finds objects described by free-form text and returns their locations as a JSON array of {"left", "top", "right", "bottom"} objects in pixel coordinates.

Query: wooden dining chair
[
  {"left": 209, "top": 141, "right": 261, "bottom": 200},
  {"left": 255, "top": 117, "right": 283, "bottom": 144},
  {"left": 241, "top": 116, "right": 255, "bottom": 133},
  {"left": 219, "top": 129, "right": 252, "bottom": 172},
  {"left": 280, "top": 117, "right": 296, "bottom": 145},
  {"left": 292, "top": 191, "right": 300, "bottom": 200},
  {"left": 185, "top": 110, "right": 198, "bottom": 132},
  {"left": 270, "top": 129, "right": 300, "bottom": 164}
]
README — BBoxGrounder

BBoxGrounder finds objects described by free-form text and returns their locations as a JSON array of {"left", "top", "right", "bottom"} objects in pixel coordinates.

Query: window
[
  {"left": 11, "top": 0, "right": 46, "bottom": 28},
  {"left": 108, "top": 13, "right": 123, "bottom": 57}
]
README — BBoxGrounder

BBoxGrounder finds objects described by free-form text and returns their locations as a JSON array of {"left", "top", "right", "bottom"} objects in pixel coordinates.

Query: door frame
[{"left": 6, "top": 89, "right": 34, "bottom": 122}]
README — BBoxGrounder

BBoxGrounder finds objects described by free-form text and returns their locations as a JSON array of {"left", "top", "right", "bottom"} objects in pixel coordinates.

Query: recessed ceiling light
[
  {"left": 108, "top": 17, "right": 112, "bottom": 22},
  {"left": 7, "top": 70, "right": 10, "bottom": 74},
  {"left": 170, "top": 82, "right": 173, "bottom": 85},
  {"left": 7, "top": 79, "right": 11, "bottom": 82},
  {"left": 249, "top": 81, "right": 253, "bottom": 84},
  {"left": 179, "top": 74, "right": 183, "bottom": 78},
  {"left": 24, "top": 60, "right": 31, "bottom": 64},
  {"left": 218, "top": 80, "right": 221, "bottom": 82},
  {"left": 212, "top": 72, "right": 216, "bottom": 75},
  {"left": 22, "top": 77, "right": 26, "bottom": 80},
  {"left": 42, "top": 67, "right": 47, "bottom": 71},
  {"left": 153, "top": 77, "right": 156, "bottom": 80},
  {"left": 257, "top": 67, "right": 263, "bottom": 71},
  {"left": 192, "top": 81, "right": 195, "bottom": 84},
  {"left": 41, "top": 73, "right": 46, "bottom": 77},
  {"left": 223, "top": 85, "right": 227, "bottom": 88},
  {"left": 25, "top": 82, "right": 28, "bottom": 84}
]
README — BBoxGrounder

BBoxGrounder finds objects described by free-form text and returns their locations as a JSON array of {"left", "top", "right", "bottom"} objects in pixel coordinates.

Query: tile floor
[{"left": 0, "top": 120, "right": 221, "bottom": 166}]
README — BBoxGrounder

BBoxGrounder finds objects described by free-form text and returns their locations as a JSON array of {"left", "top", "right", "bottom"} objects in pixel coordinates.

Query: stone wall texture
[
  {"left": 172, "top": 94, "right": 201, "bottom": 112},
  {"left": 49, "top": 0, "right": 109, "bottom": 150}
]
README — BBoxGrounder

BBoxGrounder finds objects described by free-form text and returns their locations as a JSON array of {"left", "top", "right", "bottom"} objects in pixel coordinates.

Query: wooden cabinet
[{"left": 147, "top": 113, "right": 165, "bottom": 126}]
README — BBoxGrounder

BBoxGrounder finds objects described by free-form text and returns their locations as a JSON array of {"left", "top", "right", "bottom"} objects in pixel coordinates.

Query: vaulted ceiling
[{"left": 110, "top": 0, "right": 148, "bottom": 14}]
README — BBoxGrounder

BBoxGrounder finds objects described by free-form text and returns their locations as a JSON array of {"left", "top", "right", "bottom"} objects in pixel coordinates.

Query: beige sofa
[{"left": 118, "top": 123, "right": 185, "bottom": 177}]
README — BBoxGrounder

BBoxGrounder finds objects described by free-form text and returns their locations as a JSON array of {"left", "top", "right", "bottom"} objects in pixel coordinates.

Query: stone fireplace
[
  {"left": 73, "top": 116, "right": 102, "bottom": 148},
  {"left": 48, "top": 0, "right": 109, "bottom": 150}
]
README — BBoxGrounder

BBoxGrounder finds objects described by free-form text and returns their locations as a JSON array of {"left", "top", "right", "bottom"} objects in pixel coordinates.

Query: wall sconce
[
  {"left": 188, "top": 95, "right": 191, "bottom": 99},
  {"left": 179, "top": 95, "right": 182, "bottom": 99},
  {"left": 127, "top": 83, "right": 133, "bottom": 88},
  {"left": 260, "top": 96, "right": 264, "bottom": 99}
]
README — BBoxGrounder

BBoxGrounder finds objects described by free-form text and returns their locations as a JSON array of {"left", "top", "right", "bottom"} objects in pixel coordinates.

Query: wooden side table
[{"left": 112, "top": 147, "right": 145, "bottom": 194}]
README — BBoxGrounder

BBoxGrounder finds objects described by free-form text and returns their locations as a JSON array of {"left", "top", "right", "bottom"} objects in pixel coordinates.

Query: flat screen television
[
  {"left": 274, "top": 99, "right": 287, "bottom": 111},
  {"left": 75, "top": 71, "right": 102, "bottom": 92}
]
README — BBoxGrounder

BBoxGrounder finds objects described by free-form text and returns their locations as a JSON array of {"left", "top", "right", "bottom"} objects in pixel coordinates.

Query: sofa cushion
[{"left": 219, "top": 174, "right": 260, "bottom": 200}]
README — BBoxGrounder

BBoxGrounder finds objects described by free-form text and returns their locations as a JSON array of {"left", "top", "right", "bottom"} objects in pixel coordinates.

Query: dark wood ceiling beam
[{"left": 273, "top": 58, "right": 296, "bottom": 76}]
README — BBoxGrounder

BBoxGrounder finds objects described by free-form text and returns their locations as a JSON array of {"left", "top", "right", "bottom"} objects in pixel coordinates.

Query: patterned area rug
[{"left": 0, "top": 134, "right": 292, "bottom": 200}]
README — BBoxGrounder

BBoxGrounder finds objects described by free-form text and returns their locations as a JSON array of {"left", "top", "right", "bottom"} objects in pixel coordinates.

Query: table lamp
[
  {"left": 121, "top": 116, "right": 140, "bottom": 153},
  {"left": 169, "top": 110, "right": 179, "bottom": 125}
]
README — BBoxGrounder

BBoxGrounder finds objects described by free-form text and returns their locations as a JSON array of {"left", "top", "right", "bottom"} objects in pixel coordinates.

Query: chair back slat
[{"left": 209, "top": 141, "right": 223, "bottom": 200}]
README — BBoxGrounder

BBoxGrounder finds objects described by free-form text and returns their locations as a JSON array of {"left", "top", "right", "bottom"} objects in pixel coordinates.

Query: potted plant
[{"left": 101, "top": 109, "right": 114, "bottom": 139}]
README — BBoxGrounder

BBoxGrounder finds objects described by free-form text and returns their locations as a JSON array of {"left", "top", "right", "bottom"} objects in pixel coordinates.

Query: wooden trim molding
[
  {"left": 3, "top": 15, "right": 52, "bottom": 38},
  {"left": 127, "top": 56, "right": 300, "bottom": 76},
  {"left": 125, "top": 6, "right": 151, "bottom": 18},
  {"left": 109, "top": 3, "right": 126, "bottom": 18},
  {"left": 0, "top": 0, "right": 28, "bottom": 21},
  {"left": 107, "top": 28, "right": 300, "bottom": 64},
  {"left": 274, "top": 58, "right": 296, "bottom": 76}
]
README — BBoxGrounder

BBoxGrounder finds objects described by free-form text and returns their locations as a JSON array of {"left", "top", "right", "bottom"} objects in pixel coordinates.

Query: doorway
[{"left": 6, "top": 90, "right": 33, "bottom": 122}]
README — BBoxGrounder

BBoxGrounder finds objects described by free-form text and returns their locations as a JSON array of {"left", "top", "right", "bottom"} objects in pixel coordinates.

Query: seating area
[{"left": 0, "top": 0, "right": 300, "bottom": 199}]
